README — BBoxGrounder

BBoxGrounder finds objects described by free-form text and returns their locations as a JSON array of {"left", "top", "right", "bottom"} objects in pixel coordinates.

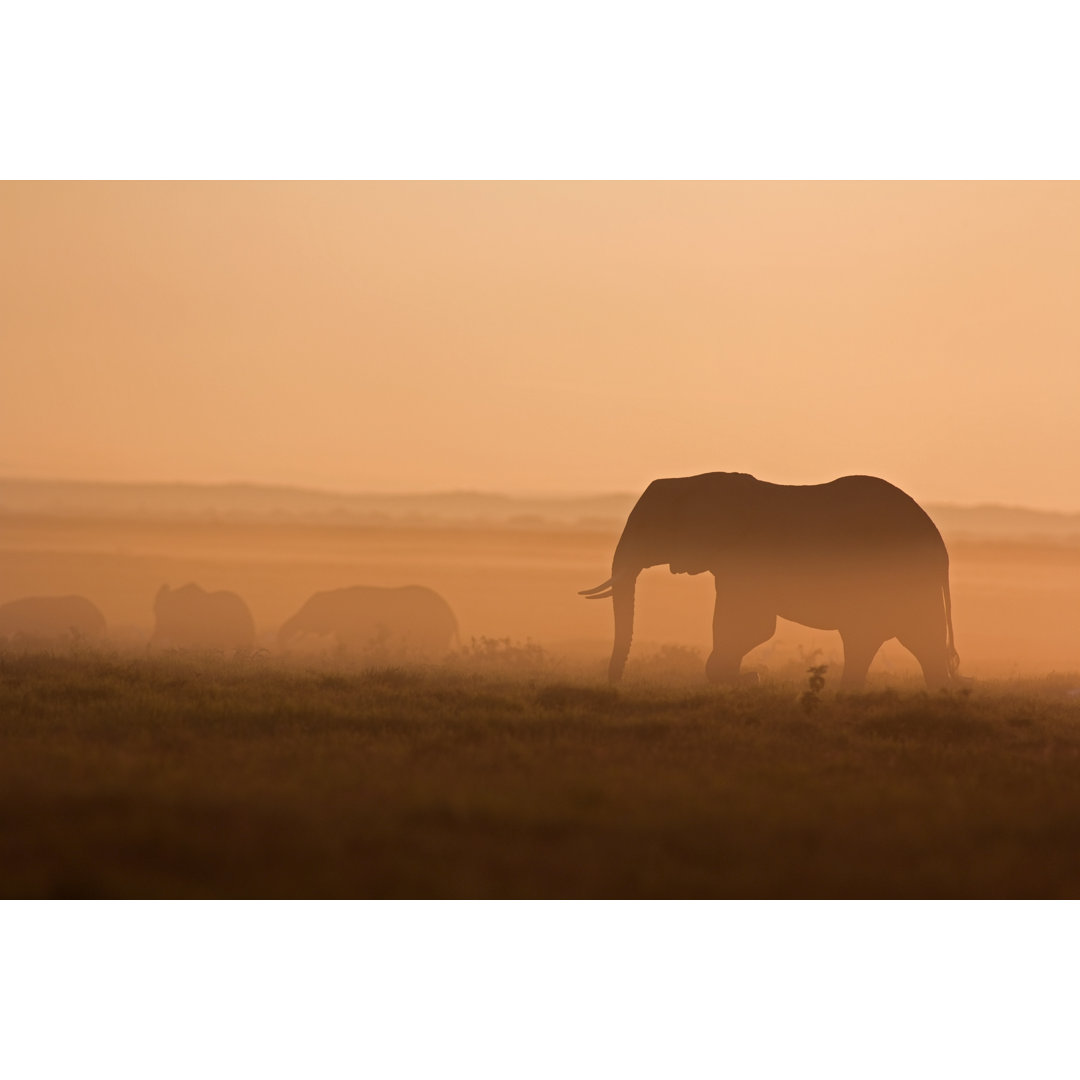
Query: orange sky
[{"left": 2, "top": 182, "right": 1078, "bottom": 509}]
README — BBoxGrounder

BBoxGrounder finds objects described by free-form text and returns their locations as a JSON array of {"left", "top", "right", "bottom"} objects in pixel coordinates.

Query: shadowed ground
[{"left": 3, "top": 652, "right": 1080, "bottom": 898}]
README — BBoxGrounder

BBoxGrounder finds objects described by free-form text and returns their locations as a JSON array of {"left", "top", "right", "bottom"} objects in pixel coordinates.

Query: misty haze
[
  {"left": 2, "top": 181, "right": 1079, "bottom": 899},
  {"left": 2, "top": 475, "right": 1076, "bottom": 677}
]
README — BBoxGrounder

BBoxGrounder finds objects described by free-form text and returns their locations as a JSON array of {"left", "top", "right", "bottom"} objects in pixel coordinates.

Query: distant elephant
[
  {"left": 0, "top": 595, "right": 107, "bottom": 642},
  {"left": 150, "top": 583, "right": 256, "bottom": 651},
  {"left": 580, "top": 473, "right": 961, "bottom": 689},
  {"left": 277, "top": 585, "right": 459, "bottom": 657}
]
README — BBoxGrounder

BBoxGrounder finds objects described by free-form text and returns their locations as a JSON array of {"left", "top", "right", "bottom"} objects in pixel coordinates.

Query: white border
[
  {"left": 3, "top": 2, "right": 1079, "bottom": 178},
  {"left": 2, "top": 902, "right": 1075, "bottom": 1079}
]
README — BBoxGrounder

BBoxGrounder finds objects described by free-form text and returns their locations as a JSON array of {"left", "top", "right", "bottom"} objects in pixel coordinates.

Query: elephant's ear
[
  {"left": 663, "top": 478, "right": 721, "bottom": 573},
  {"left": 668, "top": 473, "right": 761, "bottom": 570},
  {"left": 714, "top": 473, "right": 769, "bottom": 548}
]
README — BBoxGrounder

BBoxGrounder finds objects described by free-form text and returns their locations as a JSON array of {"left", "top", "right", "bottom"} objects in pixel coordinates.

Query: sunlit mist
[
  {"left": 5, "top": 182, "right": 1080, "bottom": 899},
  {"left": 3, "top": 182, "right": 1078, "bottom": 508}
]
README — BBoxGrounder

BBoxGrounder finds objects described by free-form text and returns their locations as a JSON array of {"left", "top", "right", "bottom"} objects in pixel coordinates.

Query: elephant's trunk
[{"left": 608, "top": 572, "right": 639, "bottom": 684}]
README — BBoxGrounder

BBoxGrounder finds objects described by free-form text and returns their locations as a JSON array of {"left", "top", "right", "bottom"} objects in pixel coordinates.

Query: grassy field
[{"left": 3, "top": 648, "right": 1080, "bottom": 898}]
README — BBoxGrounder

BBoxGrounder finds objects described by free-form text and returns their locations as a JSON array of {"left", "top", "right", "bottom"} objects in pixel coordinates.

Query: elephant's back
[
  {"left": 291, "top": 584, "right": 458, "bottom": 653},
  {"left": 0, "top": 594, "right": 106, "bottom": 634},
  {"left": 213, "top": 591, "right": 256, "bottom": 635},
  {"left": 816, "top": 475, "right": 945, "bottom": 540},
  {"left": 212, "top": 590, "right": 254, "bottom": 617},
  {"left": 391, "top": 586, "right": 459, "bottom": 630},
  {"left": 773, "top": 475, "right": 949, "bottom": 570},
  {"left": 159, "top": 589, "right": 255, "bottom": 647},
  {"left": 313, "top": 585, "right": 456, "bottom": 628}
]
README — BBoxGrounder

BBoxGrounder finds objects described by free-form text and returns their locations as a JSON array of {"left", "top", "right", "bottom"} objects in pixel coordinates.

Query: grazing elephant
[
  {"left": 277, "top": 585, "right": 459, "bottom": 657},
  {"left": 580, "top": 473, "right": 961, "bottom": 689},
  {"left": 0, "top": 595, "right": 107, "bottom": 643},
  {"left": 150, "top": 583, "right": 256, "bottom": 651}
]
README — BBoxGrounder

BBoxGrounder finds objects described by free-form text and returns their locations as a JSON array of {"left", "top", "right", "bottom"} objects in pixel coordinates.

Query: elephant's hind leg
[
  {"left": 839, "top": 629, "right": 887, "bottom": 691},
  {"left": 894, "top": 591, "right": 953, "bottom": 689},
  {"left": 896, "top": 627, "right": 952, "bottom": 690}
]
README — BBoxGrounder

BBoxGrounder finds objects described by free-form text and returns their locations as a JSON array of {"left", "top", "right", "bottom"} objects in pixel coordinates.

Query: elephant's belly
[
  {"left": 774, "top": 603, "right": 842, "bottom": 633},
  {"left": 728, "top": 563, "right": 928, "bottom": 635},
  {"left": 769, "top": 576, "right": 902, "bottom": 633}
]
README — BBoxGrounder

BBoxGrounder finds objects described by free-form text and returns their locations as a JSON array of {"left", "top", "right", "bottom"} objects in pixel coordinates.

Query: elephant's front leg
[{"left": 705, "top": 580, "right": 777, "bottom": 684}]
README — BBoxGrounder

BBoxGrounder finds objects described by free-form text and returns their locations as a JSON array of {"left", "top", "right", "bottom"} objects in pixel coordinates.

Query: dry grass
[{"left": 3, "top": 650, "right": 1080, "bottom": 898}]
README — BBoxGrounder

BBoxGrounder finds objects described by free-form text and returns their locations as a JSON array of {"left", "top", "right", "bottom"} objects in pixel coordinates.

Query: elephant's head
[
  {"left": 276, "top": 592, "right": 328, "bottom": 648},
  {"left": 580, "top": 473, "right": 755, "bottom": 682},
  {"left": 151, "top": 584, "right": 177, "bottom": 641}
]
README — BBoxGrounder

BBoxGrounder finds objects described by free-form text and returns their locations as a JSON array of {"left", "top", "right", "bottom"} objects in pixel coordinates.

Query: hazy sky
[{"left": 3, "top": 182, "right": 1078, "bottom": 509}]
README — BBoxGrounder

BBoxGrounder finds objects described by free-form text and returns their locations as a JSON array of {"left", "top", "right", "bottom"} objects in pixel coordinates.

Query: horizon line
[{"left": 2, "top": 474, "right": 1080, "bottom": 516}]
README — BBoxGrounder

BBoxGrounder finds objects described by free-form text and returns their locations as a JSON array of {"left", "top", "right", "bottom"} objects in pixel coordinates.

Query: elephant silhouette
[
  {"left": 277, "top": 585, "right": 459, "bottom": 658},
  {"left": 150, "top": 583, "right": 256, "bottom": 652},
  {"left": 0, "top": 595, "right": 107, "bottom": 643},
  {"left": 581, "top": 472, "right": 962, "bottom": 689}
]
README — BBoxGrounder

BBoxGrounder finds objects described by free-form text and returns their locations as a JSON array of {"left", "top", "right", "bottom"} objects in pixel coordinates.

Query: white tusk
[{"left": 578, "top": 578, "right": 613, "bottom": 596}]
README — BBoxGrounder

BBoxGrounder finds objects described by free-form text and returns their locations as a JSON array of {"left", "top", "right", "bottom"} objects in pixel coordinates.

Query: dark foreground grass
[{"left": 3, "top": 652, "right": 1080, "bottom": 898}]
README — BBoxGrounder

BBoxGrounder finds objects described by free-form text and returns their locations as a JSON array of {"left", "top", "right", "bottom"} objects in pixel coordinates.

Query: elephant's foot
[
  {"left": 707, "top": 671, "right": 761, "bottom": 687},
  {"left": 706, "top": 654, "right": 759, "bottom": 686},
  {"left": 939, "top": 673, "right": 975, "bottom": 693}
]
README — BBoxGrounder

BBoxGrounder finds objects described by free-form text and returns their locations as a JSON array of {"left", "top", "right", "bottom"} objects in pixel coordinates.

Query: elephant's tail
[{"left": 943, "top": 573, "right": 960, "bottom": 678}]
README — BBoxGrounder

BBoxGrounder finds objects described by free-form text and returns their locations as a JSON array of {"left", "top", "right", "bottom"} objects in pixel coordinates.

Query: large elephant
[
  {"left": 580, "top": 473, "right": 961, "bottom": 689},
  {"left": 0, "top": 595, "right": 107, "bottom": 643},
  {"left": 277, "top": 585, "right": 459, "bottom": 658},
  {"left": 150, "top": 583, "right": 256, "bottom": 651}
]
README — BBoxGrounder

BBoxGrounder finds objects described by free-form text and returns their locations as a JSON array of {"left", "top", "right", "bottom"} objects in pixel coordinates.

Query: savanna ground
[
  {"left": 3, "top": 644, "right": 1080, "bottom": 899},
  {"left": 2, "top": 514, "right": 1079, "bottom": 897}
]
